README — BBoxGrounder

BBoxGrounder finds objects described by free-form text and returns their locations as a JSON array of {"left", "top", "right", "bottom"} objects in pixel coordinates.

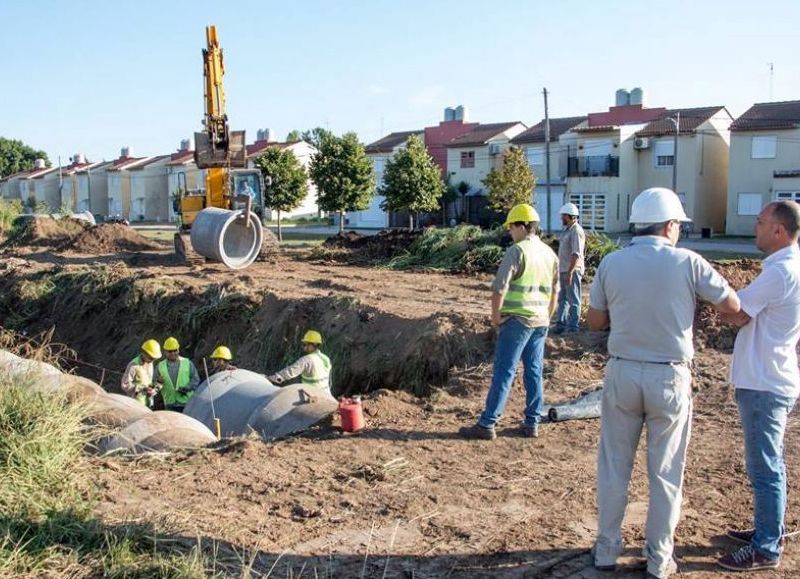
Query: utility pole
[
  {"left": 768, "top": 62, "right": 774, "bottom": 100},
  {"left": 543, "top": 88, "right": 552, "bottom": 234},
  {"left": 672, "top": 111, "right": 679, "bottom": 193},
  {"left": 58, "top": 156, "right": 63, "bottom": 210}
]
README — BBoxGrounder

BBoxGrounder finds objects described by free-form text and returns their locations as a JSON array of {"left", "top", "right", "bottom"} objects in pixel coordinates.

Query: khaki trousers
[{"left": 594, "top": 358, "right": 693, "bottom": 578}]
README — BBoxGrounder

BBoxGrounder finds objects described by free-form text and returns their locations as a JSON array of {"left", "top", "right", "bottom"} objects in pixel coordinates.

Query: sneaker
[
  {"left": 590, "top": 544, "right": 617, "bottom": 571},
  {"left": 458, "top": 423, "right": 496, "bottom": 440},
  {"left": 726, "top": 528, "right": 785, "bottom": 547},
  {"left": 717, "top": 545, "right": 779, "bottom": 572},
  {"left": 551, "top": 326, "right": 565, "bottom": 335},
  {"left": 520, "top": 423, "right": 539, "bottom": 438}
]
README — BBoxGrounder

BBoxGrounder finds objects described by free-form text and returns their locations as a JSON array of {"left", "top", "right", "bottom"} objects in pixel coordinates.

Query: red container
[{"left": 339, "top": 398, "right": 365, "bottom": 432}]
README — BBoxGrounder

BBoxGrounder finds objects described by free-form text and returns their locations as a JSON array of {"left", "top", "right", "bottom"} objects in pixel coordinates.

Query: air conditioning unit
[
  {"left": 488, "top": 143, "right": 501, "bottom": 155},
  {"left": 633, "top": 137, "right": 650, "bottom": 150}
]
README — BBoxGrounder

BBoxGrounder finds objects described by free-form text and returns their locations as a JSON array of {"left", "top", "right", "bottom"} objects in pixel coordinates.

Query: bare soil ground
[{"left": 3, "top": 235, "right": 797, "bottom": 578}]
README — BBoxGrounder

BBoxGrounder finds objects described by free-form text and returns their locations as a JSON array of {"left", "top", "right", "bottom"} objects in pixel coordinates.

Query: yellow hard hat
[
  {"left": 141, "top": 339, "right": 162, "bottom": 359},
  {"left": 163, "top": 336, "right": 180, "bottom": 351},
  {"left": 302, "top": 330, "right": 323, "bottom": 345},
  {"left": 211, "top": 345, "right": 232, "bottom": 361},
  {"left": 503, "top": 204, "right": 540, "bottom": 229}
]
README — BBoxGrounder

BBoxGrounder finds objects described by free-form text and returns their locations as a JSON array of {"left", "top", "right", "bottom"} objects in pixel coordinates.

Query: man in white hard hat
[
  {"left": 587, "top": 187, "right": 741, "bottom": 578},
  {"left": 553, "top": 202, "right": 585, "bottom": 334}
]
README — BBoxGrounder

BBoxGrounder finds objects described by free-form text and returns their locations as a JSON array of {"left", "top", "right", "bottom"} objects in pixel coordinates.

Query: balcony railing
[{"left": 567, "top": 155, "right": 619, "bottom": 177}]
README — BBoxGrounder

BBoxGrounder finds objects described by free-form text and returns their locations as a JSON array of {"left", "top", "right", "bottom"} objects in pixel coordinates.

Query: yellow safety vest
[
  {"left": 129, "top": 355, "right": 154, "bottom": 406},
  {"left": 157, "top": 357, "right": 192, "bottom": 406},
  {"left": 301, "top": 351, "right": 331, "bottom": 388},
  {"left": 500, "top": 238, "right": 554, "bottom": 319}
]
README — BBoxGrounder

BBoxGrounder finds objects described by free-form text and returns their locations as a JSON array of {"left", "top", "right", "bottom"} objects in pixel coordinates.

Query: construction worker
[
  {"left": 459, "top": 203, "right": 558, "bottom": 440},
  {"left": 717, "top": 201, "right": 800, "bottom": 572},
  {"left": 267, "top": 330, "right": 332, "bottom": 394},
  {"left": 155, "top": 336, "right": 200, "bottom": 412},
  {"left": 209, "top": 345, "right": 237, "bottom": 375},
  {"left": 121, "top": 339, "right": 162, "bottom": 407},
  {"left": 587, "top": 187, "right": 740, "bottom": 578},
  {"left": 552, "top": 202, "right": 585, "bottom": 334}
]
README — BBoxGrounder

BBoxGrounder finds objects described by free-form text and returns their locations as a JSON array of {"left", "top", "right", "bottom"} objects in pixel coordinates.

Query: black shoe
[
  {"left": 521, "top": 423, "right": 539, "bottom": 438},
  {"left": 726, "top": 528, "right": 785, "bottom": 547},
  {"left": 458, "top": 423, "right": 496, "bottom": 440},
  {"left": 551, "top": 326, "right": 565, "bottom": 335}
]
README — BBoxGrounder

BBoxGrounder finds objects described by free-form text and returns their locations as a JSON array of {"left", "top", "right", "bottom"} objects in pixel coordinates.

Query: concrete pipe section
[
  {"left": 184, "top": 369, "right": 338, "bottom": 440},
  {"left": 190, "top": 207, "right": 263, "bottom": 269},
  {"left": 100, "top": 411, "right": 217, "bottom": 454}
]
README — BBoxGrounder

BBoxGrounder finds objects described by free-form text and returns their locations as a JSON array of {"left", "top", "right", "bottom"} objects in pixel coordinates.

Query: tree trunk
[
  {"left": 339, "top": 210, "right": 345, "bottom": 233},
  {"left": 277, "top": 210, "right": 282, "bottom": 241}
]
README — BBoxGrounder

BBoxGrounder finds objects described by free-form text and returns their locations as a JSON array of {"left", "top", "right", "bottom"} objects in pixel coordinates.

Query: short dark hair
[
  {"left": 769, "top": 201, "right": 800, "bottom": 239},
  {"left": 633, "top": 220, "right": 670, "bottom": 236},
  {"left": 512, "top": 221, "right": 538, "bottom": 233}
]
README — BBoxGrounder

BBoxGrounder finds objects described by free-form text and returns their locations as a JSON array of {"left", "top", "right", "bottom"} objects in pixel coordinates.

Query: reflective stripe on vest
[
  {"left": 158, "top": 357, "right": 192, "bottom": 405},
  {"left": 301, "top": 351, "right": 331, "bottom": 387},
  {"left": 500, "top": 238, "right": 553, "bottom": 319}
]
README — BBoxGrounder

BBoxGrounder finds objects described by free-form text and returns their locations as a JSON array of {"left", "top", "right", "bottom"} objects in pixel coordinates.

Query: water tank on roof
[
  {"left": 455, "top": 105, "right": 469, "bottom": 122},
  {"left": 444, "top": 107, "right": 456, "bottom": 122},
  {"left": 615, "top": 89, "right": 630, "bottom": 106},
  {"left": 121, "top": 146, "right": 132, "bottom": 158},
  {"left": 34, "top": 158, "right": 46, "bottom": 169},
  {"left": 72, "top": 153, "right": 85, "bottom": 165},
  {"left": 256, "top": 128, "right": 273, "bottom": 142},
  {"left": 180, "top": 139, "right": 191, "bottom": 151},
  {"left": 630, "top": 87, "right": 644, "bottom": 106}
]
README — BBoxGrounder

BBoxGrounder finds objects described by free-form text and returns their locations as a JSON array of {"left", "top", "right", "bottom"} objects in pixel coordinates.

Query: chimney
[{"left": 180, "top": 139, "right": 191, "bottom": 151}]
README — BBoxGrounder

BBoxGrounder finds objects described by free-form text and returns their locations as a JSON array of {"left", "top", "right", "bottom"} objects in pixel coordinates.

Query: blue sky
[{"left": 2, "top": 0, "right": 799, "bottom": 164}]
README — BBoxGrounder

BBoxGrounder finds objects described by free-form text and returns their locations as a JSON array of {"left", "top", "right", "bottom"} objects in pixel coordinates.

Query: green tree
[
  {"left": 301, "top": 127, "right": 331, "bottom": 149},
  {"left": 309, "top": 132, "right": 374, "bottom": 233},
  {"left": 254, "top": 147, "right": 309, "bottom": 241},
  {"left": 482, "top": 146, "right": 536, "bottom": 212},
  {"left": 379, "top": 134, "right": 445, "bottom": 229},
  {"left": 285, "top": 130, "right": 302, "bottom": 142},
  {"left": 0, "top": 138, "right": 50, "bottom": 178}
]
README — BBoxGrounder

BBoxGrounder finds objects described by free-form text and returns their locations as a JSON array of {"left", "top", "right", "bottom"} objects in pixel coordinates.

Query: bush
[
  {"left": 386, "top": 225, "right": 508, "bottom": 273},
  {"left": 0, "top": 199, "right": 23, "bottom": 234},
  {"left": 584, "top": 232, "right": 622, "bottom": 277}
]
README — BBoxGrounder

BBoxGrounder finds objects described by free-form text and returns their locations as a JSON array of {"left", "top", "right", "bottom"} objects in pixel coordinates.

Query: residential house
[
  {"left": 565, "top": 89, "right": 731, "bottom": 233},
  {"left": 127, "top": 155, "right": 172, "bottom": 222},
  {"left": 28, "top": 165, "right": 62, "bottom": 211},
  {"left": 0, "top": 161, "right": 46, "bottom": 202},
  {"left": 445, "top": 121, "right": 527, "bottom": 226},
  {"left": 510, "top": 116, "right": 587, "bottom": 231},
  {"left": 59, "top": 155, "right": 97, "bottom": 212},
  {"left": 725, "top": 100, "right": 800, "bottom": 235},
  {"left": 245, "top": 135, "right": 320, "bottom": 220},
  {"left": 166, "top": 144, "right": 204, "bottom": 223},
  {"left": 74, "top": 160, "right": 115, "bottom": 216},
  {"left": 106, "top": 149, "right": 154, "bottom": 219}
]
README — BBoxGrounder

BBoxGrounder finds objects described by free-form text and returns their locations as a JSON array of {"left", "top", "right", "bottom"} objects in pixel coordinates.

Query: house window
[
  {"left": 776, "top": 191, "right": 800, "bottom": 203},
  {"left": 460, "top": 151, "right": 475, "bottom": 168},
  {"left": 569, "top": 193, "right": 606, "bottom": 231},
  {"left": 737, "top": 193, "right": 762, "bottom": 216},
  {"left": 654, "top": 140, "right": 675, "bottom": 167},
  {"left": 751, "top": 136, "right": 777, "bottom": 159},
  {"left": 526, "top": 147, "right": 544, "bottom": 166}
]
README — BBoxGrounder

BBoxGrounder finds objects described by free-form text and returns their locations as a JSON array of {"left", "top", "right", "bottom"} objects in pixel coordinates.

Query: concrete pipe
[
  {"left": 190, "top": 207, "right": 263, "bottom": 269},
  {"left": 0, "top": 350, "right": 62, "bottom": 380},
  {"left": 86, "top": 392, "right": 152, "bottom": 429},
  {"left": 544, "top": 386, "right": 604, "bottom": 423},
  {"left": 100, "top": 411, "right": 216, "bottom": 454},
  {"left": 248, "top": 384, "right": 339, "bottom": 440}
]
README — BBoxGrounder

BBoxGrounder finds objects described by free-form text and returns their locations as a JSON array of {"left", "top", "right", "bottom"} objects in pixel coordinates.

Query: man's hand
[
  {"left": 146, "top": 387, "right": 157, "bottom": 397},
  {"left": 722, "top": 310, "right": 751, "bottom": 327},
  {"left": 567, "top": 270, "right": 574, "bottom": 286},
  {"left": 491, "top": 312, "right": 503, "bottom": 327}
]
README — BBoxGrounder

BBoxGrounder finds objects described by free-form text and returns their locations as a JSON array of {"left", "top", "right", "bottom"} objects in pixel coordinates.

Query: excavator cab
[{"left": 230, "top": 169, "right": 266, "bottom": 219}]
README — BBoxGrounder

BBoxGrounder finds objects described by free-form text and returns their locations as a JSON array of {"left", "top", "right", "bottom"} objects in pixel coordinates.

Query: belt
[{"left": 610, "top": 356, "right": 692, "bottom": 368}]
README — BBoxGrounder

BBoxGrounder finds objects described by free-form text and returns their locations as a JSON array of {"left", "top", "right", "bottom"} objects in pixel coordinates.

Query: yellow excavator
[{"left": 174, "top": 25, "right": 265, "bottom": 268}]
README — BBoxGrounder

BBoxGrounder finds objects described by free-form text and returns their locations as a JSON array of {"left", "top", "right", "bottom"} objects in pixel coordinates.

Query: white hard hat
[
  {"left": 559, "top": 202, "right": 579, "bottom": 217},
  {"left": 629, "top": 187, "right": 691, "bottom": 225}
]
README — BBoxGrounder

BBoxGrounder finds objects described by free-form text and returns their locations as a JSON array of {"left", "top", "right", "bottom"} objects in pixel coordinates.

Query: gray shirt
[
  {"left": 558, "top": 222, "right": 586, "bottom": 274},
  {"left": 589, "top": 236, "right": 731, "bottom": 363}
]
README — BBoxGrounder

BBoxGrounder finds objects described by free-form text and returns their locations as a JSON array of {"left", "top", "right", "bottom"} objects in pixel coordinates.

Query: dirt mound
[
  {"left": 61, "top": 223, "right": 162, "bottom": 253},
  {"left": 256, "top": 228, "right": 281, "bottom": 261},
  {"left": 5, "top": 215, "right": 89, "bottom": 247},
  {"left": 694, "top": 259, "right": 762, "bottom": 351},
  {"left": 316, "top": 229, "right": 420, "bottom": 264}
]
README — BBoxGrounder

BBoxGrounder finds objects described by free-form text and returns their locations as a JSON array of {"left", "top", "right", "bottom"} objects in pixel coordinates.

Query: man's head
[
  {"left": 163, "top": 337, "right": 180, "bottom": 362},
  {"left": 629, "top": 187, "right": 690, "bottom": 246},
  {"left": 302, "top": 330, "right": 323, "bottom": 353},
  {"left": 559, "top": 203, "right": 579, "bottom": 227},
  {"left": 141, "top": 339, "right": 161, "bottom": 364},
  {"left": 755, "top": 201, "right": 800, "bottom": 254},
  {"left": 210, "top": 345, "right": 232, "bottom": 369},
  {"left": 503, "top": 204, "right": 540, "bottom": 243}
]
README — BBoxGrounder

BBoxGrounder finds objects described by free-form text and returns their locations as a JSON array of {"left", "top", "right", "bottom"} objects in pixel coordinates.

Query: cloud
[
  {"left": 410, "top": 85, "right": 445, "bottom": 108},
  {"left": 367, "top": 84, "right": 389, "bottom": 95}
]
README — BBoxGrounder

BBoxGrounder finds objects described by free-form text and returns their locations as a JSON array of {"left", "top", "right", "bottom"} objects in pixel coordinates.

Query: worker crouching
[
  {"left": 268, "top": 330, "right": 332, "bottom": 395},
  {"left": 156, "top": 337, "right": 200, "bottom": 412},
  {"left": 209, "top": 345, "right": 237, "bottom": 375},
  {"left": 122, "top": 339, "right": 162, "bottom": 407}
]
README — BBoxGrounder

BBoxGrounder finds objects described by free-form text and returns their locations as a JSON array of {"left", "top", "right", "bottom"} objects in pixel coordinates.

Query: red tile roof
[
  {"left": 730, "top": 100, "right": 800, "bottom": 132},
  {"left": 511, "top": 116, "right": 587, "bottom": 144},
  {"left": 168, "top": 150, "right": 195, "bottom": 165},
  {"left": 587, "top": 104, "right": 666, "bottom": 127},
  {"left": 365, "top": 131, "right": 423, "bottom": 154},
  {"left": 127, "top": 155, "right": 171, "bottom": 171},
  {"left": 107, "top": 156, "right": 149, "bottom": 171},
  {"left": 634, "top": 106, "right": 728, "bottom": 137},
  {"left": 246, "top": 140, "right": 297, "bottom": 158},
  {"left": 446, "top": 122, "right": 525, "bottom": 147}
]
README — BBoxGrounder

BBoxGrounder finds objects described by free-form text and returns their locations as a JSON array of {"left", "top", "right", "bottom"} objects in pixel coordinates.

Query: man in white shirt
[{"left": 718, "top": 200, "right": 800, "bottom": 572}]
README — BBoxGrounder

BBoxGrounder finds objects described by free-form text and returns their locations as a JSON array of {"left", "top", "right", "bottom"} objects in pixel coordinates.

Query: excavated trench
[{"left": 0, "top": 263, "right": 492, "bottom": 396}]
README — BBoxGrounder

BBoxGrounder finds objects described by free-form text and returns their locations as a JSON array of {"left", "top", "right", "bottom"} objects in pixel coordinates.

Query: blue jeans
[
  {"left": 479, "top": 318, "right": 547, "bottom": 428},
  {"left": 555, "top": 272, "right": 581, "bottom": 331},
  {"left": 736, "top": 388, "right": 797, "bottom": 560}
]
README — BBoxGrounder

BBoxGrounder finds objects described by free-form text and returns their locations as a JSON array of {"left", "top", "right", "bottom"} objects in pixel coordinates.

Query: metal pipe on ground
[{"left": 190, "top": 207, "right": 263, "bottom": 269}]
